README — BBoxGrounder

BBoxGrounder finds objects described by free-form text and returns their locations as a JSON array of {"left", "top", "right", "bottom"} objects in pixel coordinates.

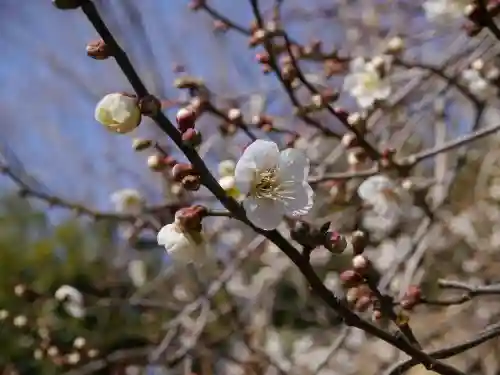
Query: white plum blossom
[
  {"left": 127, "top": 260, "right": 147, "bottom": 287},
  {"left": 423, "top": 0, "right": 469, "bottom": 23},
  {"left": 95, "top": 93, "right": 141, "bottom": 134},
  {"left": 343, "top": 57, "right": 391, "bottom": 109},
  {"left": 234, "top": 140, "right": 314, "bottom": 230},
  {"left": 157, "top": 216, "right": 208, "bottom": 264},
  {"left": 358, "top": 175, "right": 413, "bottom": 232},
  {"left": 54, "top": 285, "right": 85, "bottom": 318},
  {"left": 462, "top": 68, "right": 498, "bottom": 100},
  {"left": 111, "top": 189, "right": 144, "bottom": 215}
]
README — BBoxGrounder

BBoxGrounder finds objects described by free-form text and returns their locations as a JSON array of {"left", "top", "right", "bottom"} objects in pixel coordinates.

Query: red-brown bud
[
  {"left": 181, "top": 175, "right": 202, "bottom": 191},
  {"left": 176, "top": 107, "right": 197, "bottom": 132},
  {"left": 182, "top": 128, "right": 202, "bottom": 147},
  {"left": 175, "top": 206, "right": 206, "bottom": 232},
  {"left": 340, "top": 270, "right": 363, "bottom": 287},
  {"left": 172, "top": 163, "right": 196, "bottom": 182},
  {"left": 86, "top": 39, "right": 111, "bottom": 60}
]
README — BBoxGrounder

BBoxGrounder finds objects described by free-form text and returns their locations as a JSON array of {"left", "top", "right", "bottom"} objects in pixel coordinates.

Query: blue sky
[{"left": 0, "top": 0, "right": 478, "bottom": 217}]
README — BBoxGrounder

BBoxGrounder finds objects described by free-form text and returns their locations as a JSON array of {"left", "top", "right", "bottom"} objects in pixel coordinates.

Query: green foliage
[{"left": 0, "top": 195, "right": 154, "bottom": 374}]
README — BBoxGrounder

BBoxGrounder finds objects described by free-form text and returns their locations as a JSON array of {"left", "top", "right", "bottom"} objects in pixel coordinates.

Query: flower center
[
  {"left": 251, "top": 168, "right": 282, "bottom": 199},
  {"left": 360, "top": 72, "right": 380, "bottom": 91}
]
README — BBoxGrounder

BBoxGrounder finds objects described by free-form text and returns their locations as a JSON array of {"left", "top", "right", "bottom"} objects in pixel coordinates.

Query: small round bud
[
  {"left": 351, "top": 230, "right": 367, "bottom": 255},
  {"left": 95, "top": 93, "right": 141, "bottom": 134},
  {"left": 52, "top": 0, "right": 83, "bottom": 9},
  {"left": 472, "top": 59, "right": 484, "bottom": 72},
  {"left": 73, "top": 337, "right": 86, "bottom": 349},
  {"left": 14, "top": 284, "right": 26, "bottom": 297},
  {"left": 324, "top": 231, "right": 347, "bottom": 254},
  {"left": 181, "top": 175, "right": 202, "bottom": 191},
  {"left": 175, "top": 205, "right": 207, "bottom": 232},
  {"left": 176, "top": 107, "right": 197, "bottom": 132},
  {"left": 182, "top": 128, "right": 202, "bottom": 147},
  {"left": 47, "top": 347, "right": 59, "bottom": 357},
  {"left": 255, "top": 52, "right": 270, "bottom": 64},
  {"left": 188, "top": 0, "right": 205, "bottom": 11},
  {"left": 386, "top": 36, "right": 404, "bottom": 54},
  {"left": 340, "top": 270, "right": 362, "bottom": 287},
  {"left": 13, "top": 315, "right": 27, "bottom": 327},
  {"left": 352, "top": 255, "right": 369, "bottom": 273},
  {"left": 132, "top": 138, "right": 152, "bottom": 151},
  {"left": 87, "top": 349, "right": 99, "bottom": 358},
  {"left": 0, "top": 310, "right": 9, "bottom": 320},
  {"left": 86, "top": 39, "right": 111, "bottom": 60},
  {"left": 147, "top": 155, "right": 166, "bottom": 171},
  {"left": 66, "top": 352, "right": 81, "bottom": 365},
  {"left": 172, "top": 163, "right": 196, "bottom": 182},
  {"left": 227, "top": 108, "right": 242, "bottom": 123}
]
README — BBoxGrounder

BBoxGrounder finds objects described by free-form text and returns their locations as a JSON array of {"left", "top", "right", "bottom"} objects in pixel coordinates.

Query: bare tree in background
[{"left": 4, "top": 0, "right": 500, "bottom": 374}]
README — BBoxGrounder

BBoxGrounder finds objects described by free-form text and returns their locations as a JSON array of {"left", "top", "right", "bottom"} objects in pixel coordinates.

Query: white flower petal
[
  {"left": 350, "top": 57, "right": 366, "bottom": 73},
  {"left": 357, "top": 94, "right": 376, "bottom": 108},
  {"left": 243, "top": 197, "right": 286, "bottom": 230},
  {"left": 277, "top": 148, "right": 310, "bottom": 182},
  {"left": 283, "top": 182, "right": 314, "bottom": 216},
  {"left": 234, "top": 140, "right": 280, "bottom": 194}
]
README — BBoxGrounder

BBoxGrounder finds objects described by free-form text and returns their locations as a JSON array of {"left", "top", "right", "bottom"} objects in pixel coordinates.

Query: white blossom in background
[
  {"left": 95, "top": 93, "right": 141, "bottom": 134},
  {"left": 218, "top": 160, "right": 241, "bottom": 199},
  {"left": 461, "top": 68, "right": 497, "bottom": 100},
  {"left": 358, "top": 175, "right": 413, "bottom": 232},
  {"left": 127, "top": 260, "right": 147, "bottom": 287},
  {"left": 343, "top": 57, "right": 391, "bottom": 109},
  {"left": 54, "top": 285, "right": 85, "bottom": 318},
  {"left": 111, "top": 189, "right": 144, "bottom": 215},
  {"left": 157, "top": 215, "right": 209, "bottom": 265},
  {"left": 265, "top": 331, "right": 291, "bottom": 370},
  {"left": 423, "top": 0, "right": 469, "bottom": 23},
  {"left": 234, "top": 140, "right": 314, "bottom": 230}
]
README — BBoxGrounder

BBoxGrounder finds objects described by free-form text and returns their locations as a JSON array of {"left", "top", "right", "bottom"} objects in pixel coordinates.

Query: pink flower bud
[{"left": 176, "top": 107, "right": 197, "bottom": 132}]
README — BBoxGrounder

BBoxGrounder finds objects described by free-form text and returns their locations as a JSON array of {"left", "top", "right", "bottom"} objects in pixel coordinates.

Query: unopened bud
[
  {"left": 182, "top": 128, "right": 202, "bottom": 147},
  {"left": 352, "top": 255, "right": 369, "bottom": 273},
  {"left": 175, "top": 205, "right": 207, "bottom": 231},
  {"left": 386, "top": 36, "right": 404, "bottom": 54},
  {"left": 172, "top": 163, "right": 196, "bottom": 182},
  {"left": 147, "top": 155, "right": 166, "bottom": 171},
  {"left": 86, "top": 39, "right": 111, "bottom": 60},
  {"left": 227, "top": 108, "right": 242, "bottom": 123},
  {"left": 176, "top": 107, "right": 197, "bottom": 132},
  {"left": 324, "top": 231, "right": 347, "bottom": 254},
  {"left": 340, "top": 270, "right": 362, "bottom": 287},
  {"left": 472, "top": 59, "right": 484, "bottom": 72},
  {"left": 351, "top": 230, "right": 367, "bottom": 255},
  {"left": 132, "top": 138, "right": 152, "bottom": 151},
  {"left": 181, "top": 175, "right": 202, "bottom": 191}
]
